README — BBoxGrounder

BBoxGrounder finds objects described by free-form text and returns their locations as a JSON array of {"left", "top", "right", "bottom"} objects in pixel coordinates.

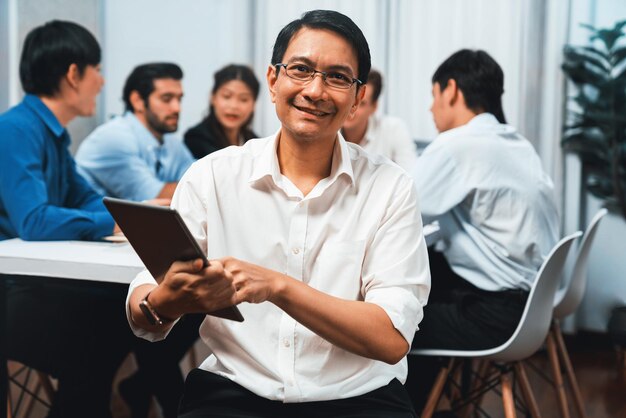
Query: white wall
[
  {"left": 102, "top": 0, "right": 256, "bottom": 136},
  {"left": 0, "top": 0, "right": 10, "bottom": 110}
]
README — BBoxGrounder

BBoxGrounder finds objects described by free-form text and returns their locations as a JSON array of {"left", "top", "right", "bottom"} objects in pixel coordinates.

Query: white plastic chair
[
  {"left": 544, "top": 208, "right": 608, "bottom": 418},
  {"left": 410, "top": 231, "right": 582, "bottom": 418}
]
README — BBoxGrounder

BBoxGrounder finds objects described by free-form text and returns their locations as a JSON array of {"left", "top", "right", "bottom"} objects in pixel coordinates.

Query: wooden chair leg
[
  {"left": 23, "top": 381, "right": 43, "bottom": 418},
  {"left": 501, "top": 371, "right": 517, "bottom": 418},
  {"left": 547, "top": 332, "right": 571, "bottom": 418},
  {"left": 458, "top": 360, "right": 490, "bottom": 418},
  {"left": 448, "top": 359, "right": 464, "bottom": 405},
  {"left": 553, "top": 322, "right": 586, "bottom": 418},
  {"left": 7, "top": 392, "right": 12, "bottom": 418},
  {"left": 422, "top": 358, "right": 456, "bottom": 418},
  {"left": 515, "top": 362, "right": 542, "bottom": 418},
  {"left": 36, "top": 372, "right": 55, "bottom": 403}
]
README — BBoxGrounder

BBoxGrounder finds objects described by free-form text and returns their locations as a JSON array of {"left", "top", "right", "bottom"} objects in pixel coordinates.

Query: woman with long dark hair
[{"left": 185, "top": 64, "right": 260, "bottom": 159}]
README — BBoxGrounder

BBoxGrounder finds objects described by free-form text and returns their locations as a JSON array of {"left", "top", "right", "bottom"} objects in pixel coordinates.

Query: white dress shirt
[
  {"left": 126, "top": 131, "right": 430, "bottom": 402},
  {"left": 411, "top": 113, "right": 559, "bottom": 292},
  {"left": 359, "top": 114, "right": 417, "bottom": 172}
]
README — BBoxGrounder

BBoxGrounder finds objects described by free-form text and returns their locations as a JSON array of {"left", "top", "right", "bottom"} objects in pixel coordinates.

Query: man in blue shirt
[
  {"left": 76, "top": 63, "right": 194, "bottom": 201},
  {"left": 0, "top": 20, "right": 131, "bottom": 418}
]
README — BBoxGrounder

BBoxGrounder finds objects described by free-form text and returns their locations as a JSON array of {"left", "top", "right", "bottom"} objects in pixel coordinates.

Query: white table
[{"left": 0, "top": 238, "right": 144, "bottom": 284}]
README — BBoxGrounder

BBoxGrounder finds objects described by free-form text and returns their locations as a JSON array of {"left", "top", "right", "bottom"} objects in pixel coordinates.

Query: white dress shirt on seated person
[
  {"left": 126, "top": 131, "right": 430, "bottom": 402},
  {"left": 412, "top": 113, "right": 559, "bottom": 292},
  {"left": 360, "top": 114, "right": 417, "bottom": 172}
]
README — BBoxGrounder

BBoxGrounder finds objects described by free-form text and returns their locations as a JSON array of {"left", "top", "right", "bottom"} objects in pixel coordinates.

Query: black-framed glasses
[{"left": 275, "top": 63, "right": 362, "bottom": 90}]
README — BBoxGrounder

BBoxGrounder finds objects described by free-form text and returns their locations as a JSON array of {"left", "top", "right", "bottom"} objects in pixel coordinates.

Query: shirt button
[
  {"left": 283, "top": 338, "right": 291, "bottom": 348},
  {"left": 292, "top": 248, "right": 300, "bottom": 255}
]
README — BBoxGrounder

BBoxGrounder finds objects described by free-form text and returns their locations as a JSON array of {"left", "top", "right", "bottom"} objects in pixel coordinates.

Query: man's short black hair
[
  {"left": 123, "top": 63, "right": 183, "bottom": 112},
  {"left": 432, "top": 49, "right": 507, "bottom": 123},
  {"left": 367, "top": 70, "right": 383, "bottom": 103},
  {"left": 271, "top": 9, "right": 371, "bottom": 86},
  {"left": 19, "top": 20, "right": 101, "bottom": 96}
]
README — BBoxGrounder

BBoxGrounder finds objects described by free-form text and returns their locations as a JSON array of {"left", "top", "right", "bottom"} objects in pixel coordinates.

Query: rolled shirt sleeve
[{"left": 361, "top": 175, "right": 430, "bottom": 346}]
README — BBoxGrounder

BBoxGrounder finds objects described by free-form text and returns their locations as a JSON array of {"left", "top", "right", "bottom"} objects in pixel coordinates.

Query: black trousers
[
  {"left": 7, "top": 277, "right": 134, "bottom": 418},
  {"left": 405, "top": 249, "right": 528, "bottom": 412},
  {"left": 178, "top": 369, "right": 418, "bottom": 418},
  {"left": 129, "top": 312, "right": 204, "bottom": 418}
]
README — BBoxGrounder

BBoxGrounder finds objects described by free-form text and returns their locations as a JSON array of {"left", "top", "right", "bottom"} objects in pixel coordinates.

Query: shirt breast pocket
[{"left": 310, "top": 240, "right": 366, "bottom": 300}]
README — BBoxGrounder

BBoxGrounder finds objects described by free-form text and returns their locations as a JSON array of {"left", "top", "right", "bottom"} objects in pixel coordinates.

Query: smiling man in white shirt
[
  {"left": 125, "top": 9, "right": 430, "bottom": 418},
  {"left": 406, "top": 49, "right": 559, "bottom": 412}
]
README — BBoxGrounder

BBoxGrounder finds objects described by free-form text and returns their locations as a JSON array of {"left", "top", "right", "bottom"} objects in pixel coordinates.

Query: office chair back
[
  {"left": 411, "top": 232, "right": 582, "bottom": 363},
  {"left": 492, "top": 231, "right": 581, "bottom": 362},
  {"left": 553, "top": 208, "right": 608, "bottom": 319}
]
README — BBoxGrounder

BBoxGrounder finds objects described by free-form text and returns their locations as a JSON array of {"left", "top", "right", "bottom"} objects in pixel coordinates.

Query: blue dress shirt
[
  {"left": 0, "top": 95, "right": 114, "bottom": 241},
  {"left": 75, "top": 112, "right": 194, "bottom": 201}
]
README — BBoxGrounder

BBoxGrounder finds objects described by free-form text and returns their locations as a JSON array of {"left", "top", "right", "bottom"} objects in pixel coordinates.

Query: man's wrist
[
  {"left": 139, "top": 289, "right": 176, "bottom": 326},
  {"left": 268, "top": 272, "right": 289, "bottom": 304}
]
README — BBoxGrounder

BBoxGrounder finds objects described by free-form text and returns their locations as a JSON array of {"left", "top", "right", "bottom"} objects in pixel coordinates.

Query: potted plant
[{"left": 561, "top": 20, "right": 626, "bottom": 219}]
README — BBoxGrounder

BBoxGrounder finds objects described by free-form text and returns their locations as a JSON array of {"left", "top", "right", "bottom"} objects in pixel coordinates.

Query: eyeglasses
[{"left": 275, "top": 63, "right": 362, "bottom": 90}]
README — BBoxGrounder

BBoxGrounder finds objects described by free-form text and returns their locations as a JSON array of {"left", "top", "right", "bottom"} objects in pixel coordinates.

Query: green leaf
[
  {"left": 579, "top": 45, "right": 611, "bottom": 62},
  {"left": 562, "top": 60, "right": 607, "bottom": 85},
  {"left": 564, "top": 45, "right": 610, "bottom": 71},
  {"left": 611, "top": 46, "right": 626, "bottom": 66},
  {"left": 562, "top": 132, "right": 610, "bottom": 162},
  {"left": 591, "top": 28, "right": 625, "bottom": 50}
]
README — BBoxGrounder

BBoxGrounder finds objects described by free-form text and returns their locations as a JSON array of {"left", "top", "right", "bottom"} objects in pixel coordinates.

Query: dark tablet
[{"left": 103, "top": 197, "right": 243, "bottom": 322}]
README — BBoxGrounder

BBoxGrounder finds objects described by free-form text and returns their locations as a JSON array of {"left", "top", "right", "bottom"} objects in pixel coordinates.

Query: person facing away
[
  {"left": 125, "top": 9, "right": 430, "bottom": 418},
  {"left": 76, "top": 62, "right": 194, "bottom": 200},
  {"left": 341, "top": 69, "right": 417, "bottom": 171},
  {"left": 0, "top": 20, "right": 133, "bottom": 418},
  {"left": 405, "top": 49, "right": 560, "bottom": 412},
  {"left": 184, "top": 64, "right": 260, "bottom": 159}
]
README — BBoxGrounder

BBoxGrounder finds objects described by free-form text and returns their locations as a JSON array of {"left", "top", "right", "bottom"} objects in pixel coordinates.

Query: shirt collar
[
  {"left": 439, "top": 112, "right": 517, "bottom": 140},
  {"left": 23, "top": 94, "right": 65, "bottom": 139},
  {"left": 248, "top": 129, "right": 355, "bottom": 190},
  {"left": 123, "top": 111, "right": 164, "bottom": 147},
  {"left": 466, "top": 112, "right": 499, "bottom": 127},
  {"left": 464, "top": 112, "right": 517, "bottom": 136}
]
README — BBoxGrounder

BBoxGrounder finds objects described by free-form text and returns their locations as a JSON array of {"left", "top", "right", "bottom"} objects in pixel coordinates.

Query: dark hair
[
  {"left": 123, "top": 63, "right": 183, "bottom": 112},
  {"left": 207, "top": 64, "right": 260, "bottom": 149},
  {"left": 432, "top": 49, "right": 507, "bottom": 123},
  {"left": 19, "top": 20, "right": 101, "bottom": 96},
  {"left": 367, "top": 69, "right": 383, "bottom": 103},
  {"left": 271, "top": 9, "right": 371, "bottom": 84}
]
